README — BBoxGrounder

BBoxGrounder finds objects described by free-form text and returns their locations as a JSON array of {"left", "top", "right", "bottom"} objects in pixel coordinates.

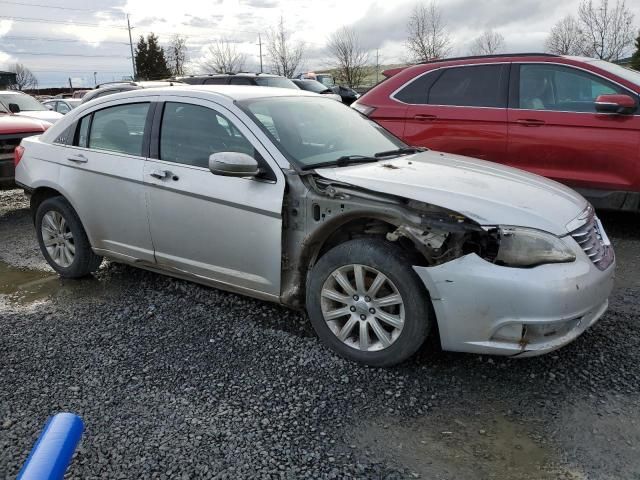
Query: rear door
[
  {"left": 507, "top": 63, "right": 640, "bottom": 197},
  {"left": 57, "top": 97, "right": 156, "bottom": 262},
  {"left": 401, "top": 64, "right": 510, "bottom": 162},
  {"left": 144, "top": 97, "right": 285, "bottom": 296}
]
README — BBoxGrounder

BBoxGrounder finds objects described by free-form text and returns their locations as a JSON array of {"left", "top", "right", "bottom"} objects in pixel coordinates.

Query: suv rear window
[{"left": 428, "top": 64, "right": 508, "bottom": 108}]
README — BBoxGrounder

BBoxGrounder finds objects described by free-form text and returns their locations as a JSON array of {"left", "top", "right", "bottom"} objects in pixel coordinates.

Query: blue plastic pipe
[{"left": 17, "top": 413, "right": 84, "bottom": 480}]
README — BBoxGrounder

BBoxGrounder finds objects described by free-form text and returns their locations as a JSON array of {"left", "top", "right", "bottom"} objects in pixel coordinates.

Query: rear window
[
  {"left": 394, "top": 69, "right": 441, "bottom": 104},
  {"left": 87, "top": 103, "right": 149, "bottom": 156},
  {"left": 255, "top": 77, "right": 299, "bottom": 89}
]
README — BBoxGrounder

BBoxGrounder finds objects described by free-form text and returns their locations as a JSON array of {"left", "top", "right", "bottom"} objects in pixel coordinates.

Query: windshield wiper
[
  {"left": 302, "top": 155, "right": 379, "bottom": 170},
  {"left": 374, "top": 146, "right": 428, "bottom": 158}
]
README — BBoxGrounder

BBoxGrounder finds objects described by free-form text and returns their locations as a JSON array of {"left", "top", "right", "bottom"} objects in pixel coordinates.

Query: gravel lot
[{"left": 1, "top": 188, "right": 639, "bottom": 479}]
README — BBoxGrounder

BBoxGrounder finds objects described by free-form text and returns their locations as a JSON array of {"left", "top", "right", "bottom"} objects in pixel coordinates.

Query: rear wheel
[
  {"left": 306, "top": 238, "right": 432, "bottom": 367},
  {"left": 35, "top": 197, "right": 102, "bottom": 278}
]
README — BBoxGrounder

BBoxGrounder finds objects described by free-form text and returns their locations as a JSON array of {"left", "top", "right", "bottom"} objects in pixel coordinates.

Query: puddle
[
  {"left": 0, "top": 261, "right": 60, "bottom": 304},
  {"left": 354, "top": 414, "right": 585, "bottom": 479},
  {"left": 0, "top": 261, "right": 120, "bottom": 306}
]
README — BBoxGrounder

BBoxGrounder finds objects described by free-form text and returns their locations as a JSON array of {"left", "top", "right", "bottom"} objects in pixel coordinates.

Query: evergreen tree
[
  {"left": 135, "top": 33, "right": 171, "bottom": 80},
  {"left": 631, "top": 32, "right": 640, "bottom": 71}
]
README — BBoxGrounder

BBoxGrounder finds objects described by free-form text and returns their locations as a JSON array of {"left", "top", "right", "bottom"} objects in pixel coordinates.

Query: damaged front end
[{"left": 280, "top": 171, "right": 500, "bottom": 308}]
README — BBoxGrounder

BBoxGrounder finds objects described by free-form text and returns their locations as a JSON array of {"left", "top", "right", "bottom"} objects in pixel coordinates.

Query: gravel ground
[{"left": 1, "top": 188, "right": 639, "bottom": 479}]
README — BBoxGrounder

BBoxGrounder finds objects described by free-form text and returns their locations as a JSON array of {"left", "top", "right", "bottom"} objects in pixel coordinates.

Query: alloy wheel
[
  {"left": 320, "top": 264, "right": 405, "bottom": 352},
  {"left": 41, "top": 211, "right": 75, "bottom": 268}
]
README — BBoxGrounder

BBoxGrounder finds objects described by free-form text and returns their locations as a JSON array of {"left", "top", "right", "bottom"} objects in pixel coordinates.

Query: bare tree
[
  {"left": 10, "top": 63, "right": 37, "bottom": 91},
  {"left": 266, "top": 16, "right": 305, "bottom": 77},
  {"left": 327, "top": 26, "right": 370, "bottom": 88},
  {"left": 203, "top": 39, "right": 247, "bottom": 73},
  {"left": 578, "top": 0, "right": 635, "bottom": 60},
  {"left": 166, "top": 34, "right": 189, "bottom": 76},
  {"left": 469, "top": 30, "right": 505, "bottom": 55},
  {"left": 405, "top": 1, "right": 452, "bottom": 62},
  {"left": 545, "top": 15, "right": 588, "bottom": 55}
]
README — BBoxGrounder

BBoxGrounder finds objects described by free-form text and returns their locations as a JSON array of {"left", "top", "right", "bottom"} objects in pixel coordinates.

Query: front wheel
[
  {"left": 35, "top": 196, "right": 103, "bottom": 278},
  {"left": 306, "top": 238, "right": 432, "bottom": 367}
]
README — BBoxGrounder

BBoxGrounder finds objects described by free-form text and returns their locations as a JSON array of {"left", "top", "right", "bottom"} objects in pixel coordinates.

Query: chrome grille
[{"left": 570, "top": 215, "right": 614, "bottom": 270}]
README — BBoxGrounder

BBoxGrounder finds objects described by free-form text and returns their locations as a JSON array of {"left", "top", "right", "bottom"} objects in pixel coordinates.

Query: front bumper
[{"left": 413, "top": 242, "right": 615, "bottom": 356}]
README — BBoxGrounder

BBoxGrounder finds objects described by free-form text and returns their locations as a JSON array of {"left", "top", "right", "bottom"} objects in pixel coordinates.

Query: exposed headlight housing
[{"left": 495, "top": 227, "right": 576, "bottom": 268}]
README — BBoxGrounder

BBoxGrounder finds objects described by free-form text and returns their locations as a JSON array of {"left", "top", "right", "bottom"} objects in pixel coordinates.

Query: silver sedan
[{"left": 15, "top": 85, "right": 615, "bottom": 366}]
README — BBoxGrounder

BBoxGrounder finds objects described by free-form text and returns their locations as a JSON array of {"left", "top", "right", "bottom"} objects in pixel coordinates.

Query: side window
[
  {"left": 58, "top": 102, "right": 71, "bottom": 114},
  {"left": 88, "top": 103, "right": 150, "bottom": 156},
  {"left": 518, "top": 64, "right": 623, "bottom": 112},
  {"left": 428, "top": 65, "right": 508, "bottom": 108},
  {"left": 230, "top": 77, "right": 252, "bottom": 85},
  {"left": 394, "top": 69, "right": 442, "bottom": 104},
  {"left": 76, "top": 115, "right": 91, "bottom": 147},
  {"left": 205, "top": 77, "right": 228, "bottom": 85},
  {"left": 159, "top": 102, "right": 257, "bottom": 168}
]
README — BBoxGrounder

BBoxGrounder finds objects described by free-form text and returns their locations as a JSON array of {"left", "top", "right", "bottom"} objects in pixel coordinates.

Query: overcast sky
[{"left": 0, "top": 0, "right": 638, "bottom": 88}]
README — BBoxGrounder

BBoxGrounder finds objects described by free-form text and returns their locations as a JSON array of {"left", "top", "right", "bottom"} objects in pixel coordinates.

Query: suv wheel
[
  {"left": 306, "top": 238, "right": 432, "bottom": 367},
  {"left": 35, "top": 197, "right": 103, "bottom": 278}
]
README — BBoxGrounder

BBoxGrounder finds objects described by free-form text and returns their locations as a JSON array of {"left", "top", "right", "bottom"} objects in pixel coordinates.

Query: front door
[
  {"left": 507, "top": 63, "right": 640, "bottom": 198},
  {"left": 144, "top": 98, "right": 285, "bottom": 297}
]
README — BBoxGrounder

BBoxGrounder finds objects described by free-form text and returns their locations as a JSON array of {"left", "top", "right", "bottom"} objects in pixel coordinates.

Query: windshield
[
  {"left": 296, "top": 80, "right": 330, "bottom": 93},
  {"left": 240, "top": 96, "right": 405, "bottom": 169},
  {"left": 0, "top": 93, "right": 47, "bottom": 112},
  {"left": 588, "top": 59, "right": 640, "bottom": 88},
  {"left": 254, "top": 77, "right": 299, "bottom": 89}
]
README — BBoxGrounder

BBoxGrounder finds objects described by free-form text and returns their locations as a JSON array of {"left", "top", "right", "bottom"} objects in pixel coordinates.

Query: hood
[
  {"left": 315, "top": 151, "right": 588, "bottom": 235},
  {"left": 0, "top": 115, "right": 50, "bottom": 134},
  {"left": 15, "top": 110, "right": 64, "bottom": 123}
]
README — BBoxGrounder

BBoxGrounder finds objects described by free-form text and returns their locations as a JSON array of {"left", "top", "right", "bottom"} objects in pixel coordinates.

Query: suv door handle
[
  {"left": 413, "top": 114, "right": 437, "bottom": 121},
  {"left": 149, "top": 169, "right": 169, "bottom": 180},
  {"left": 516, "top": 119, "right": 546, "bottom": 126},
  {"left": 67, "top": 154, "right": 88, "bottom": 163}
]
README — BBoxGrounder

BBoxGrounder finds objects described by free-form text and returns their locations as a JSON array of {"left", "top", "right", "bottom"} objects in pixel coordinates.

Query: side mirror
[
  {"left": 8, "top": 103, "right": 20, "bottom": 113},
  {"left": 208, "top": 152, "right": 260, "bottom": 177},
  {"left": 595, "top": 94, "right": 636, "bottom": 115}
]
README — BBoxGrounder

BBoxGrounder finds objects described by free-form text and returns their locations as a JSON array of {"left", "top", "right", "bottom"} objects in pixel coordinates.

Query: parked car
[
  {"left": 354, "top": 53, "right": 640, "bottom": 211},
  {"left": 294, "top": 72, "right": 335, "bottom": 87},
  {"left": 15, "top": 85, "right": 615, "bottom": 366},
  {"left": 72, "top": 90, "right": 90, "bottom": 99},
  {"left": 81, "top": 81, "right": 182, "bottom": 104},
  {"left": 0, "top": 91, "right": 63, "bottom": 123},
  {"left": 331, "top": 85, "right": 360, "bottom": 105},
  {"left": 43, "top": 99, "right": 82, "bottom": 115},
  {"left": 291, "top": 79, "right": 342, "bottom": 101},
  {"left": 176, "top": 73, "right": 298, "bottom": 89},
  {"left": 0, "top": 114, "right": 48, "bottom": 187}
]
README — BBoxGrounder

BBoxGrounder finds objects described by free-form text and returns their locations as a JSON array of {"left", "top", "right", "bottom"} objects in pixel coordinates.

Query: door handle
[
  {"left": 149, "top": 169, "right": 169, "bottom": 179},
  {"left": 516, "top": 119, "right": 546, "bottom": 126},
  {"left": 67, "top": 154, "right": 87, "bottom": 163},
  {"left": 413, "top": 114, "right": 437, "bottom": 121}
]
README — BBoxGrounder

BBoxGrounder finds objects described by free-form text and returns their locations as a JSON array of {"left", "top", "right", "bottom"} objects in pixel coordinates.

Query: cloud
[{"left": 240, "top": 0, "right": 279, "bottom": 7}]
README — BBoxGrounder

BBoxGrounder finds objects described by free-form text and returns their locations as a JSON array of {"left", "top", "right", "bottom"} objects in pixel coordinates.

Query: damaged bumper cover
[{"left": 413, "top": 240, "right": 615, "bottom": 357}]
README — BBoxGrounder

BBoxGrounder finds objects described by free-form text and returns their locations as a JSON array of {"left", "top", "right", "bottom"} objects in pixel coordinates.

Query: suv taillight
[
  {"left": 351, "top": 102, "right": 377, "bottom": 117},
  {"left": 14, "top": 145, "right": 25, "bottom": 167}
]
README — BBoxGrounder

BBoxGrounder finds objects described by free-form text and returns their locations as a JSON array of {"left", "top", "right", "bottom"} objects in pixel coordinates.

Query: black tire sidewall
[
  {"left": 35, "top": 197, "right": 99, "bottom": 278},
  {"left": 306, "top": 238, "right": 432, "bottom": 367}
]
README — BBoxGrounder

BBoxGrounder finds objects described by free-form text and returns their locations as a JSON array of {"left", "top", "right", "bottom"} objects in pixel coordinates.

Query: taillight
[
  {"left": 14, "top": 145, "right": 25, "bottom": 167},
  {"left": 352, "top": 102, "right": 377, "bottom": 117}
]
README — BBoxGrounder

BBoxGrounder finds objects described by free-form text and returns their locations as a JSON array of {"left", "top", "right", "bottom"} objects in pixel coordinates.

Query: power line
[
  {"left": 0, "top": 0, "right": 95, "bottom": 11},
  {"left": 0, "top": 35, "right": 129, "bottom": 45},
  {"left": 0, "top": 15, "right": 127, "bottom": 29},
  {"left": 3, "top": 51, "right": 127, "bottom": 58}
]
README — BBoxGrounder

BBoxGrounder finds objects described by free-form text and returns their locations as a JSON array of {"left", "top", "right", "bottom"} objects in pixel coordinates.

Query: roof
[
  {"left": 417, "top": 52, "right": 559, "bottom": 65},
  {"left": 177, "top": 72, "right": 282, "bottom": 79}
]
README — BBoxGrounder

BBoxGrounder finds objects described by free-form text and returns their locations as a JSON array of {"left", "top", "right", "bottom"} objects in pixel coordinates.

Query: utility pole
[
  {"left": 257, "top": 34, "right": 263, "bottom": 73},
  {"left": 375, "top": 49, "right": 380, "bottom": 84},
  {"left": 93, "top": 71, "right": 97, "bottom": 87},
  {"left": 68, "top": 77, "right": 72, "bottom": 94},
  {"left": 127, "top": 14, "right": 137, "bottom": 80}
]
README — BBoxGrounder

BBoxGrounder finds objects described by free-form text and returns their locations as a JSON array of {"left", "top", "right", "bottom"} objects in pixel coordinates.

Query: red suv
[{"left": 354, "top": 54, "right": 640, "bottom": 211}]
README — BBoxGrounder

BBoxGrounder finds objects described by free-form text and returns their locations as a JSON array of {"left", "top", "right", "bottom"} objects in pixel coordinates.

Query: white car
[
  {"left": 14, "top": 85, "right": 615, "bottom": 366},
  {"left": 0, "top": 91, "right": 64, "bottom": 123},
  {"left": 42, "top": 98, "right": 82, "bottom": 115}
]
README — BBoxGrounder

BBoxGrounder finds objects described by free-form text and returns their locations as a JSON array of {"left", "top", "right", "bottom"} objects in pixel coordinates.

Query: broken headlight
[{"left": 495, "top": 227, "right": 576, "bottom": 268}]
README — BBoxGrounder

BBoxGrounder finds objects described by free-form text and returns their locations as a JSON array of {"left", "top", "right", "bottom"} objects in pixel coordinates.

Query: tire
[
  {"left": 35, "top": 196, "right": 103, "bottom": 278},
  {"left": 306, "top": 238, "right": 432, "bottom": 367}
]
